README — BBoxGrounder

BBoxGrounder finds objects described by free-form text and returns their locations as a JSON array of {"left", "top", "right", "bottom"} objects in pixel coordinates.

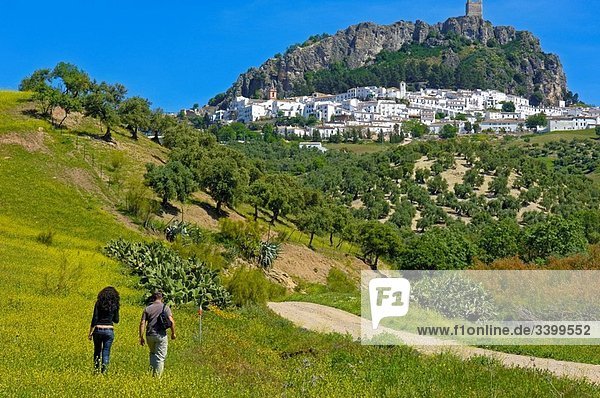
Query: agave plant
[
  {"left": 165, "top": 221, "right": 188, "bottom": 242},
  {"left": 165, "top": 221, "right": 204, "bottom": 244},
  {"left": 258, "top": 241, "right": 281, "bottom": 270}
]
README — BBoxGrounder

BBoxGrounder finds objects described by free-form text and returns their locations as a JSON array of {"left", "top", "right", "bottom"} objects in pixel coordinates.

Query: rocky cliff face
[{"left": 217, "top": 16, "right": 567, "bottom": 106}]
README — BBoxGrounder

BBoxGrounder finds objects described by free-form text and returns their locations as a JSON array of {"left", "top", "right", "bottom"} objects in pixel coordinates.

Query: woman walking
[{"left": 88, "top": 286, "right": 120, "bottom": 373}]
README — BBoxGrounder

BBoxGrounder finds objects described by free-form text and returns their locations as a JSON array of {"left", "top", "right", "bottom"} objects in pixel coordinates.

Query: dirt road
[{"left": 268, "top": 301, "right": 600, "bottom": 384}]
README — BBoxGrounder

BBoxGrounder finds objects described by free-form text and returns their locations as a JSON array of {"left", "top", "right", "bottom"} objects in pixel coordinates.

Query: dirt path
[{"left": 268, "top": 301, "right": 600, "bottom": 384}]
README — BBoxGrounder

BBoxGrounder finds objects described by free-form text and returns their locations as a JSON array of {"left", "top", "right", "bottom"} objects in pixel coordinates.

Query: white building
[
  {"left": 548, "top": 117, "right": 599, "bottom": 132},
  {"left": 480, "top": 119, "right": 522, "bottom": 133},
  {"left": 299, "top": 142, "right": 328, "bottom": 152}
]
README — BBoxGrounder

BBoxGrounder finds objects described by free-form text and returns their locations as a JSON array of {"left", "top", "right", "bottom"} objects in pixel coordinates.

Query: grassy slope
[
  {"left": 0, "top": 92, "right": 598, "bottom": 396},
  {"left": 525, "top": 129, "right": 597, "bottom": 145}
]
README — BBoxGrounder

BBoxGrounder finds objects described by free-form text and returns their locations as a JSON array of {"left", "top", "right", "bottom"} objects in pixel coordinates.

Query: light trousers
[{"left": 146, "top": 334, "right": 168, "bottom": 376}]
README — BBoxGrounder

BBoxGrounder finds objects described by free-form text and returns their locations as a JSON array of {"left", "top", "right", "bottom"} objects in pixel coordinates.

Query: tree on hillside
[
  {"left": 521, "top": 216, "right": 587, "bottom": 262},
  {"left": 20, "top": 62, "right": 91, "bottom": 127},
  {"left": 453, "top": 183, "right": 473, "bottom": 199},
  {"left": 596, "top": 126, "right": 600, "bottom": 138},
  {"left": 149, "top": 108, "right": 176, "bottom": 143},
  {"left": 248, "top": 178, "right": 270, "bottom": 221},
  {"left": 144, "top": 161, "right": 197, "bottom": 207},
  {"left": 390, "top": 200, "right": 416, "bottom": 229},
  {"left": 396, "top": 226, "right": 477, "bottom": 270},
  {"left": 414, "top": 168, "right": 430, "bottom": 184},
  {"left": 358, "top": 221, "right": 401, "bottom": 269},
  {"left": 20, "top": 69, "right": 61, "bottom": 120},
  {"left": 488, "top": 176, "right": 509, "bottom": 197},
  {"left": 463, "top": 168, "right": 484, "bottom": 188},
  {"left": 84, "top": 82, "right": 127, "bottom": 141},
  {"left": 525, "top": 113, "right": 548, "bottom": 132},
  {"left": 478, "top": 218, "right": 521, "bottom": 263},
  {"left": 119, "top": 96, "right": 152, "bottom": 140},
  {"left": 296, "top": 206, "right": 331, "bottom": 248},
  {"left": 402, "top": 119, "right": 428, "bottom": 138},
  {"left": 426, "top": 175, "right": 448, "bottom": 195},
  {"left": 440, "top": 124, "right": 458, "bottom": 139},
  {"left": 261, "top": 174, "right": 302, "bottom": 224},
  {"left": 327, "top": 205, "right": 350, "bottom": 246},
  {"left": 19, "top": 69, "right": 52, "bottom": 92},
  {"left": 417, "top": 203, "right": 448, "bottom": 232},
  {"left": 52, "top": 62, "right": 91, "bottom": 98},
  {"left": 406, "top": 183, "right": 431, "bottom": 207},
  {"left": 501, "top": 101, "right": 516, "bottom": 112},
  {"left": 362, "top": 189, "right": 390, "bottom": 220},
  {"left": 198, "top": 157, "right": 249, "bottom": 214}
]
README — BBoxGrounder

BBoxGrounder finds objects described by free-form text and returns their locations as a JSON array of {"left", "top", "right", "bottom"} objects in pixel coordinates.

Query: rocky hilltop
[{"left": 214, "top": 16, "right": 567, "bottom": 107}]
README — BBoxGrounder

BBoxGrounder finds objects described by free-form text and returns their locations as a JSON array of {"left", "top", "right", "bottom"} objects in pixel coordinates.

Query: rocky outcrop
[{"left": 216, "top": 16, "right": 567, "bottom": 106}]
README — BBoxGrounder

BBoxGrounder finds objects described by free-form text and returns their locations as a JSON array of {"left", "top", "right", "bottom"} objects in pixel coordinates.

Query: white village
[
  {"left": 182, "top": 0, "right": 599, "bottom": 143},
  {"left": 202, "top": 83, "right": 600, "bottom": 141}
]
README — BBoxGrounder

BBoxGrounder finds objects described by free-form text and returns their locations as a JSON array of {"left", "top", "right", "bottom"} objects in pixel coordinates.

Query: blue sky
[{"left": 0, "top": 0, "right": 598, "bottom": 111}]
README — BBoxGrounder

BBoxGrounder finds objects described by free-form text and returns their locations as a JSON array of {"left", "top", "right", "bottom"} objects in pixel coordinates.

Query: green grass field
[
  {"left": 324, "top": 142, "right": 395, "bottom": 154},
  {"left": 522, "top": 129, "right": 597, "bottom": 145},
  {"left": 1, "top": 91, "right": 599, "bottom": 396}
]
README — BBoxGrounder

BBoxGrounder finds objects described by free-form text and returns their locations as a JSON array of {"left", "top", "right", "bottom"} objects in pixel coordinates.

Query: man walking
[{"left": 139, "top": 291, "right": 176, "bottom": 376}]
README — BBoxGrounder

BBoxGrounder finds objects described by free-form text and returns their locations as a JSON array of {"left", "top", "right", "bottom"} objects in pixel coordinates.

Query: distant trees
[
  {"left": 20, "top": 62, "right": 162, "bottom": 141},
  {"left": 525, "top": 113, "right": 548, "bottom": 132},
  {"left": 501, "top": 101, "right": 516, "bottom": 113},
  {"left": 521, "top": 216, "right": 587, "bottom": 263},
  {"left": 402, "top": 119, "right": 428, "bottom": 138},
  {"left": 440, "top": 124, "right": 458, "bottom": 139},
  {"left": 20, "top": 62, "right": 91, "bottom": 127}
]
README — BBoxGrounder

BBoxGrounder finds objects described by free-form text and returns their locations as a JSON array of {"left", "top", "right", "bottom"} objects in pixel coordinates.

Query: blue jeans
[{"left": 93, "top": 328, "right": 114, "bottom": 373}]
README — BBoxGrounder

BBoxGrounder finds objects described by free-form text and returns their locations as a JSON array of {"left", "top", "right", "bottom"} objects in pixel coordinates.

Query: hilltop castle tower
[{"left": 466, "top": 0, "right": 483, "bottom": 18}]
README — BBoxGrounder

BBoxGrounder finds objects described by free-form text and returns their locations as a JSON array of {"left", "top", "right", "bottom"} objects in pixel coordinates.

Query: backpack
[{"left": 155, "top": 304, "right": 173, "bottom": 332}]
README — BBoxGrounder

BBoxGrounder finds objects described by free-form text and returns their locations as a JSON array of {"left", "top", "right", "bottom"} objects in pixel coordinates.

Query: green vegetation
[
  {"left": 4, "top": 55, "right": 600, "bottom": 395},
  {"left": 298, "top": 36, "right": 562, "bottom": 104},
  {"left": 104, "top": 239, "right": 231, "bottom": 308}
]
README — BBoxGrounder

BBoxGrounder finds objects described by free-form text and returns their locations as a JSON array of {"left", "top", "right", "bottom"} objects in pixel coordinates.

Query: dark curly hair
[{"left": 97, "top": 286, "right": 120, "bottom": 312}]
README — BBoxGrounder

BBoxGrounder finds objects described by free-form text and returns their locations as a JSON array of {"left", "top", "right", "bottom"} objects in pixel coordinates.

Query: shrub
[
  {"left": 225, "top": 267, "right": 285, "bottom": 307},
  {"left": 326, "top": 268, "right": 356, "bottom": 293},
  {"left": 43, "top": 255, "right": 83, "bottom": 296},
  {"left": 104, "top": 239, "right": 231, "bottom": 308},
  {"left": 412, "top": 273, "right": 498, "bottom": 321},
  {"left": 219, "top": 219, "right": 263, "bottom": 261},
  {"left": 165, "top": 220, "right": 204, "bottom": 243},
  {"left": 122, "top": 182, "right": 158, "bottom": 226},
  {"left": 36, "top": 229, "right": 55, "bottom": 246}
]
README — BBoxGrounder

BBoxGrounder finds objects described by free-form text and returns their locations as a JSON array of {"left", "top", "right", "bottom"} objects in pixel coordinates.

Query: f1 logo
[{"left": 369, "top": 278, "right": 411, "bottom": 329}]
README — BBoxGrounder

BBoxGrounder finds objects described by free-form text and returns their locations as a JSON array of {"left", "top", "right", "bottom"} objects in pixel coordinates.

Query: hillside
[
  {"left": 4, "top": 91, "right": 600, "bottom": 395},
  {"left": 214, "top": 16, "right": 567, "bottom": 107}
]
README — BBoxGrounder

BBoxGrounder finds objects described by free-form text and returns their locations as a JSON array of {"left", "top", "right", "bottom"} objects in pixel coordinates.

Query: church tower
[
  {"left": 268, "top": 84, "right": 278, "bottom": 100},
  {"left": 466, "top": 0, "right": 483, "bottom": 18}
]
